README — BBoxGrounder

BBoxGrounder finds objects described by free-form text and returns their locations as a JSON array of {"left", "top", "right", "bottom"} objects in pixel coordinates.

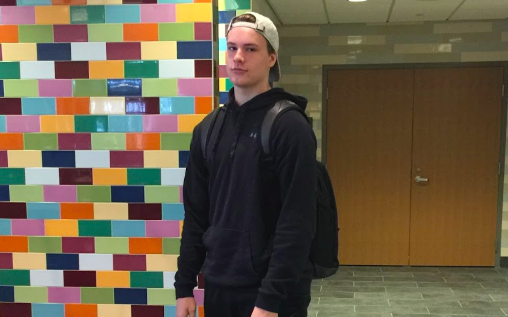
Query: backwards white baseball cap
[{"left": 227, "top": 12, "right": 281, "bottom": 82}]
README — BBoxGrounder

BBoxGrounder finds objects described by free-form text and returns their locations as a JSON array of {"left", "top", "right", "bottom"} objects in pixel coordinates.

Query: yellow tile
[
  {"left": 2, "top": 43, "right": 37, "bottom": 62},
  {"left": 93, "top": 168, "right": 127, "bottom": 185},
  {"left": 219, "top": 78, "right": 226, "bottom": 91},
  {"left": 179, "top": 221, "right": 183, "bottom": 237},
  {"left": 219, "top": 51, "right": 226, "bottom": 65},
  {"left": 178, "top": 114, "right": 207, "bottom": 132},
  {"left": 97, "top": 304, "right": 132, "bottom": 317},
  {"left": 96, "top": 271, "right": 130, "bottom": 288},
  {"left": 176, "top": 3, "right": 212, "bottom": 22},
  {"left": 87, "top": 0, "right": 122, "bottom": 3},
  {"left": 35, "top": 6, "right": 70, "bottom": 25},
  {"left": 45, "top": 219, "right": 78, "bottom": 237},
  {"left": 141, "top": 41, "right": 177, "bottom": 60},
  {"left": 218, "top": 0, "right": 225, "bottom": 11},
  {"left": 94, "top": 203, "right": 129, "bottom": 220},
  {"left": 90, "top": 97, "right": 125, "bottom": 115},
  {"left": 89, "top": 61, "right": 124, "bottom": 79},
  {"left": 8, "top": 150, "right": 42, "bottom": 167},
  {"left": 144, "top": 151, "right": 179, "bottom": 168},
  {"left": 146, "top": 254, "right": 178, "bottom": 271},
  {"left": 40, "top": 115, "right": 74, "bottom": 133},
  {"left": 13, "top": 253, "right": 46, "bottom": 270}
]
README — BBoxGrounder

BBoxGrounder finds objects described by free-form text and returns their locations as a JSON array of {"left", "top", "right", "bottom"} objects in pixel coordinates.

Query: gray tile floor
[{"left": 309, "top": 266, "right": 508, "bottom": 317}]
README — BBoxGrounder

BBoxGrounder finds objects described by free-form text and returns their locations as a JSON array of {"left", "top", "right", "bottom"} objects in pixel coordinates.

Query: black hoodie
[{"left": 174, "top": 87, "right": 317, "bottom": 313}]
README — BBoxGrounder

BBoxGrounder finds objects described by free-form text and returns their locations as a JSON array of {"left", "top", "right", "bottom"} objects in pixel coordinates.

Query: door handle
[{"left": 415, "top": 176, "right": 429, "bottom": 183}]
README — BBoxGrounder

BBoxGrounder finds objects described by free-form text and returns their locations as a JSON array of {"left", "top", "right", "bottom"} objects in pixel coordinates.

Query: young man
[{"left": 175, "top": 12, "right": 317, "bottom": 317}]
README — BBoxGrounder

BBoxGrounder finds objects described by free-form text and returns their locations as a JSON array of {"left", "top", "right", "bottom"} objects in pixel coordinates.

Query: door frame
[{"left": 322, "top": 62, "right": 508, "bottom": 267}]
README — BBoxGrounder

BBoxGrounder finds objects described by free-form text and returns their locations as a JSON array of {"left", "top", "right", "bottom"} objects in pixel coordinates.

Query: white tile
[
  {"left": 159, "top": 60, "right": 195, "bottom": 78},
  {"left": 79, "top": 254, "right": 113, "bottom": 271},
  {"left": 161, "top": 168, "right": 186, "bottom": 186},
  {"left": 30, "top": 270, "right": 64, "bottom": 287},
  {"left": 20, "top": 61, "right": 55, "bottom": 79},
  {"left": 75, "top": 150, "right": 110, "bottom": 168},
  {"left": 163, "top": 271, "right": 176, "bottom": 289},
  {"left": 71, "top": 42, "right": 107, "bottom": 61},
  {"left": 25, "top": 168, "right": 60, "bottom": 185}
]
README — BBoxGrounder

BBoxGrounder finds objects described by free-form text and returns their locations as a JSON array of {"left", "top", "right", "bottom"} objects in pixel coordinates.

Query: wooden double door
[{"left": 326, "top": 66, "right": 503, "bottom": 266}]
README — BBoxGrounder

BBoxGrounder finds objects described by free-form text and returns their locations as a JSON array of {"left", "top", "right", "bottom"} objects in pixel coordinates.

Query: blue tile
[
  {"left": 26, "top": 203, "right": 60, "bottom": 219},
  {"left": 33, "top": 303, "right": 64, "bottom": 317},
  {"left": 107, "top": 79, "right": 142, "bottom": 97},
  {"left": 17, "top": 0, "right": 51, "bottom": 5},
  {"left": 47, "top": 254, "right": 79, "bottom": 270},
  {"left": 177, "top": 41, "right": 212, "bottom": 59},
  {"left": 114, "top": 288, "right": 147, "bottom": 304},
  {"left": 0, "top": 286, "right": 14, "bottom": 302},
  {"left": 0, "top": 186, "right": 9, "bottom": 201},
  {"left": 219, "top": 37, "right": 227, "bottom": 52},
  {"left": 219, "top": 91, "right": 229, "bottom": 104},
  {"left": 111, "top": 220, "right": 145, "bottom": 237},
  {"left": 37, "top": 44, "right": 71, "bottom": 61},
  {"left": 0, "top": 219, "right": 11, "bottom": 235},
  {"left": 162, "top": 204, "right": 184, "bottom": 220},
  {"left": 111, "top": 186, "right": 144, "bottom": 203},
  {"left": 160, "top": 97, "right": 194, "bottom": 114},
  {"left": 165, "top": 306, "right": 177, "bottom": 316},
  {"left": 42, "top": 151, "right": 76, "bottom": 168},
  {"left": 0, "top": 80, "right": 4, "bottom": 98},
  {"left": 179, "top": 151, "right": 189, "bottom": 168},
  {"left": 218, "top": 10, "right": 236, "bottom": 24},
  {"left": 105, "top": 5, "right": 140, "bottom": 23},
  {"left": 0, "top": 116, "right": 5, "bottom": 132},
  {"left": 21, "top": 98, "right": 56, "bottom": 115},
  {"left": 109, "top": 115, "right": 143, "bottom": 133}
]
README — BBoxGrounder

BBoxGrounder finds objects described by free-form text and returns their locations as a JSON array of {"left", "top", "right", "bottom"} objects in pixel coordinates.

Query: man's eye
[{"left": 228, "top": 47, "right": 236, "bottom": 51}]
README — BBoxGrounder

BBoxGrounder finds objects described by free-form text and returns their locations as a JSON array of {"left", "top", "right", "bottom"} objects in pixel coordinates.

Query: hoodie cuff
[
  {"left": 255, "top": 293, "right": 281, "bottom": 313},
  {"left": 175, "top": 287, "right": 195, "bottom": 300}
]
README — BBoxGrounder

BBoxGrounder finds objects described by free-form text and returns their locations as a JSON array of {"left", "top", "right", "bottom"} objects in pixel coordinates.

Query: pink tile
[
  {"left": 195, "top": 23, "right": 212, "bottom": 41},
  {"left": 39, "top": 80, "right": 73, "bottom": 97},
  {"left": 11, "top": 219, "right": 45, "bottom": 236},
  {"left": 6, "top": 115, "right": 40, "bottom": 133},
  {"left": 0, "top": 151, "right": 7, "bottom": 167},
  {"left": 140, "top": 4, "right": 175, "bottom": 22},
  {"left": 179, "top": 186, "right": 183, "bottom": 203},
  {"left": 142, "top": 115, "right": 177, "bottom": 132},
  {"left": 54, "top": 25, "right": 88, "bottom": 43},
  {"left": 1, "top": 6, "right": 35, "bottom": 25},
  {"left": 178, "top": 79, "right": 213, "bottom": 97},
  {"left": 44, "top": 185, "right": 77, "bottom": 202},
  {"left": 219, "top": 65, "right": 228, "bottom": 78},
  {"left": 145, "top": 220, "right": 179, "bottom": 237},
  {"left": 48, "top": 287, "right": 81, "bottom": 303},
  {"left": 193, "top": 289, "right": 204, "bottom": 306}
]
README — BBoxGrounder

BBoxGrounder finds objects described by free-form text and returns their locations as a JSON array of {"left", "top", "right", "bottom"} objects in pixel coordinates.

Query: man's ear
[{"left": 269, "top": 53, "right": 276, "bottom": 68}]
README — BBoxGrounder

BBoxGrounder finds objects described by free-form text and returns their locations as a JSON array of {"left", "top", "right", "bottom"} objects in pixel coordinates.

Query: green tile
[
  {"left": 75, "top": 116, "right": 109, "bottom": 133},
  {"left": 0, "top": 168, "right": 25, "bottom": 185},
  {"left": 14, "top": 286, "right": 47, "bottom": 303},
  {"left": 73, "top": 80, "right": 107, "bottom": 97},
  {"left": 226, "top": 78, "right": 233, "bottom": 91},
  {"left": 142, "top": 79, "right": 177, "bottom": 97},
  {"left": 148, "top": 289, "right": 176, "bottom": 305},
  {"left": 130, "top": 271, "right": 164, "bottom": 288},
  {"left": 88, "top": 24, "right": 123, "bottom": 42},
  {"left": 28, "top": 237, "right": 62, "bottom": 253},
  {"left": 94, "top": 237, "right": 129, "bottom": 254},
  {"left": 225, "top": 0, "right": 250, "bottom": 10},
  {"left": 0, "top": 62, "right": 20, "bottom": 80},
  {"left": 125, "top": 61, "right": 159, "bottom": 79},
  {"left": 18, "top": 25, "right": 54, "bottom": 43},
  {"left": 91, "top": 133, "right": 126, "bottom": 150},
  {"left": 127, "top": 168, "right": 161, "bottom": 185},
  {"left": 162, "top": 238, "right": 181, "bottom": 255},
  {"left": 3, "top": 80, "right": 38, "bottom": 98},
  {"left": 24, "top": 133, "right": 58, "bottom": 150},
  {"left": 145, "top": 186, "right": 179, "bottom": 203},
  {"left": 77, "top": 185, "right": 111, "bottom": 203},
  {"left": 0, "top": 270, "right": 30, "bottom": 286},
  {"left": 71, "top": 5, "right": 105, "bottom": 24},
  {"left": 9, "top": 185, "right": 44, "bottom": 202},
  {"left": 160, "top": 133, "right": 191, "bottom": 150},
  {"left": 159, "top": 23, "right": 194, "bottom": 41},
  {"left": 79, "top": 220, "right": 112, "bottom": 237},
  {"left": 81, "top": 287, "right": 114, "bottom": 304}
]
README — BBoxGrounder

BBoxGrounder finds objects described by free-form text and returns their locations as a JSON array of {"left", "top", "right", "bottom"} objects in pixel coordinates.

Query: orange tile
[
  {"left": 0, "top": 236, "right": 28, "bottom": 252},
  {"left": 195, "top": 96, "right": 213, "bottom": 114},
  {"left": 40, "top": 115, "right": 74, "bottom": 133},
  {"left": 93, "top": 168, "right": 127, "bottom": 185},
  {"left": 126, "top": 133, "right": 160, "bottom": 150},
  {"left": 123, "top": 23, "right": 158, "bottom": 42},
  {"left": 45, "top": 219, "right": 79, "bottom": 237},
  {"left": 65, "top": 304, "right": 98, "bottom": 317},
  {"left": 129, "top": 238, "right": 162, "bottom": 254},
  {"left": 198, "top": 306, "right": 205, "bottom": 317},
  {"left": 60, "top": 203, "right": 94, "bottom": 219},
  {"left": 96, "top": 271, "right": 130, "bottom": 288},
  {"left": 89, "top": 61, "right": 124, "bottom": 79},
  {"left": 0, "top": 133, "right": 24, "bottom": 150},
  {"left": 52, "top": 0, "right": 86, "bottom": 4},
  {"left": 35, "top": 6, "right": 70, "bottom": 25},
  {"left": 56, "top": 98, "right": 90, "bottom": 115},
  {"left": 178, "top": 114, "right": 206, "bottom": 132},
  {"left": 0, "top": 26, "right": 19, "bottom": 43}
]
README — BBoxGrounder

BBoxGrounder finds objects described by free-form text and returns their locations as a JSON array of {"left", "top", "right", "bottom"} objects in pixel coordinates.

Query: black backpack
[{"left": 200, "top": 100, "right": 339, "bottom": 279}]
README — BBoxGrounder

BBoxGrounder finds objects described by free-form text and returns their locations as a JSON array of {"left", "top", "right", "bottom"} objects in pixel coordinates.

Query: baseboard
[{"left": 501, "top": 257, "right": 508, "bottom": 268}]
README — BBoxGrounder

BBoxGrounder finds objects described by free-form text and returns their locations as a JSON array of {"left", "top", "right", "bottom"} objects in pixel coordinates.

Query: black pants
[{"left": 204, "top": 281, "right": 311, "bottom": 317}]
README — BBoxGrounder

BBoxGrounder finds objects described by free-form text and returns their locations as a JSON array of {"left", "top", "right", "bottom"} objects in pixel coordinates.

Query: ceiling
[{"left": 260, "top": 0, "right": 508, "bottom": 25}]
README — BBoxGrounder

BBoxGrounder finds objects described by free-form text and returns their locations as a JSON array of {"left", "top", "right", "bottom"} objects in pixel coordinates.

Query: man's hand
[
  {"left": 176, "top": 297, "right": 196, "bottom": 317},
  {"left": 251, "top": 307, "right": 278, "bottom": 317}
]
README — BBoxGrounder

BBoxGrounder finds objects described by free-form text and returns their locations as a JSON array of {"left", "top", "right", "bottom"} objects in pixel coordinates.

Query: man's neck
[{"left": 234, "top": 84, "right": 271, "bottom": 106}]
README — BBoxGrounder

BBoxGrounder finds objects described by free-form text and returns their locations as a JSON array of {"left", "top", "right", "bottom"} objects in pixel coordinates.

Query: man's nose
[{"left": 233, "top": 49, "right": 244, "bottom": 62}]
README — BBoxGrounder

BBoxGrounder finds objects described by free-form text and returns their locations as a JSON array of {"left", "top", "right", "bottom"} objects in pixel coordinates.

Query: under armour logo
[{"left": 250, "top": 133, "right": 257, "bottom": 139}]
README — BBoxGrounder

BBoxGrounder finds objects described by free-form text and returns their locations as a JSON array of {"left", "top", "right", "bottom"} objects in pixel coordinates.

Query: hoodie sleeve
[
  {"left": 174, "top": 123, "right": 210, "bottom": 299},
  {"left": 255, "top": 110, "right": 317, "bottom": 312}
]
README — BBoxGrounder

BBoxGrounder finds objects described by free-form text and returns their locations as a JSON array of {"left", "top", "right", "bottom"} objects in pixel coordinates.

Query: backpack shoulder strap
[{"left": 200, "top": 107, "right": 225, "bottom": 162}]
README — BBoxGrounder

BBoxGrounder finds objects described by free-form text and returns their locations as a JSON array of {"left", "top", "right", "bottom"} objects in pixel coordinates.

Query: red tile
[
  {"left": 64, "top": 270, "right": 96, "bottom": 287},
  {"left": 58, "top": 133, "right": 92, "bottom": 150},
  {"left": 123, "top": 0, "right": 156, "bottom": 3},
  {"left": 219, "top": 65, "right": 227, "bottom": 78},
  {"left": 0, "top": 253, "right": 13, "bottom": 269},
  {"left": 128, "top": 203, "right": 162, "bottom": 220},
  {"left": 0, "top": 202, "right": 27, "bottom": 219},
  {"left": 131, "top": 305, "right": 164, "bottom": 317},
  {"left": 55, "top": 61, "right": 89, "bottom": 79},
  {"left": 59, "top": 168, "right": 93, "bottom": 185},
  {"left": 54, "top": 25, "right": 88, "bottom": 43},
  {"left": 195, "top": 23, "right": 212, "bottom": 41},
  {"left": 0, "top": 98, "right": 22, "bottom": 115},
  {"left": 0, "top": 303, "right": 31, "bottom": 317},
  {"left": 113, "top": 254, "right": 146, "bottom": 271},
  {"left": 197, "top": 272, "right": 204, "bottom": 289},
  {"left": 0, "top": 151, "right": 7, "bottom": 167},
  {"left": 62, "top": 237, "right": 95, "bottom": 253},
  {"left": 110, "top": 151, "right": 143, "bottom": 168},
  {"left": 125, "top": 97, "right": 159, "bottom": 115},
  {"left": 0, "top": 0, "right": 17, "bottom": 5},
  {"left": 106, "top": 43, "right": 141, "bottom": 60},
  {"left": 195, "top": 60, "right": 213, "bottom": 78}
]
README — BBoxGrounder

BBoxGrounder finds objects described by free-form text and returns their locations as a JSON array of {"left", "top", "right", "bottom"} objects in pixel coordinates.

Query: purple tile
[
  {"left": 106, "top": 43, "right": 141, "bottom": 61},
  {"left": 110, "top": 151, "right": 143, "bottom": 168},
  {"left": 142, "top": 115, "right": 177, "bottom": 132},
  {"left": 39, "top": 80, "right": 73, "bottom": 97},
  {"left": 11, "top": 219, "right": 45, "bottom": 236},
  {"left": 58, "top": 133, "right": 91, "bottom": 150},
  {"left": 145, "top": 220, "right": 179, "bottom": 237},
  {"left": 140, "top": 4, "right": 175, "bottom": 22},
  {"left": 44, "top": 185, "right": 77, "bottom": 202},
  {"left": 178, "top": 79, "right": 213, "bottom": 97},
  {"left": 62, "top": 237, "right": 95, "bottom": 253},
  {"left": 125, "top": 97, "right": 159, "bottom": 115},
  {"left": 194, "top": 289, "right": 204, "bottom": 306},
  {"left": 0, "top": 253, "right": 13, "bottom": 269},
  {"left": 0, "top": 151, "right": 7, "bottom": 167},
  {"left": 48, "top": 287, "right": 81, "bottom": 303},
  {"left": 54, "top": 25, "right": 88, "bottom": 43},
  {"left": 113, "top": 254, "right": 146, "bottom": 271},
  {"left": 1, "top": 6, "right": 35, "bottom": 25},
  {"left": 195, "top": 23, "right": 212, "bottom": 41},
  {"left": 6, "top": 115, "right": 40, "bottom": 133}
]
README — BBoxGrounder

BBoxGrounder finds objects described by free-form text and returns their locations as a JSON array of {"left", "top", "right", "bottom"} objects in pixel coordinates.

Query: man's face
[{"left": 226, "top": 27, "right": 276, "bottom": 89}]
